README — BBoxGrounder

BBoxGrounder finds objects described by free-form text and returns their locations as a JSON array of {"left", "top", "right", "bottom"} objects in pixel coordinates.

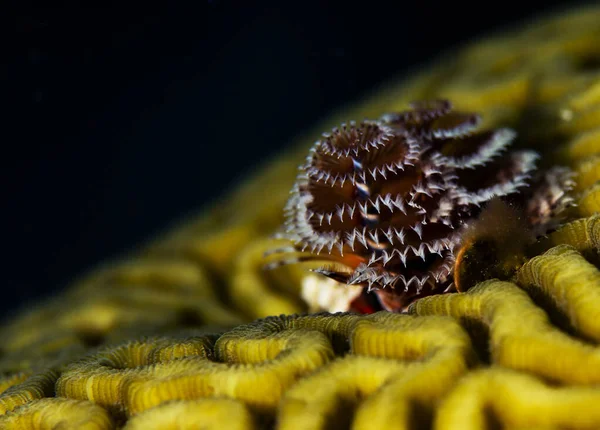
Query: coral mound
[{"left": 2, "top": 5, "right": 600, "bottom": 429}]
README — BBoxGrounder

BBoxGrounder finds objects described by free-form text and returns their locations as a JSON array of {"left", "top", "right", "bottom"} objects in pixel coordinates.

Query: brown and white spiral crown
[{"left": 273, "top": 100, "right": 573, "bottom": 312}]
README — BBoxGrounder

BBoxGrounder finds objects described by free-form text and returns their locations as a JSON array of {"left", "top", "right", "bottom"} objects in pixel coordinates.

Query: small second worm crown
[{"left": 275, "top": 100, "right": 572, "bottom": 311}]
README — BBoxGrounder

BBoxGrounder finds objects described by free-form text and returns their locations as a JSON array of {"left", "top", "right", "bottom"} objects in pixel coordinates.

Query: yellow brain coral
[{"left": 1, "top": 4, "right": 600, "bottom": 429}]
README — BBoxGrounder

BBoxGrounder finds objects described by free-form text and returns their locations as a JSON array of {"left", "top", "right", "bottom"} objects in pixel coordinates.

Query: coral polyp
[{"left": 272, "top": 100, "right": 573, "bottom": 311}]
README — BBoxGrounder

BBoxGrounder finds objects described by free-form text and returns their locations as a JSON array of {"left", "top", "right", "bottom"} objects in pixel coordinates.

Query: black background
[{"left": 2, "top": 0, "right": 584, "bottom": 316}]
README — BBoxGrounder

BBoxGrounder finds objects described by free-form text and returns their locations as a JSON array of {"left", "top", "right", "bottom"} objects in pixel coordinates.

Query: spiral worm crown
[{"left": 277, "top": 100, "right": 572, "bottom": 311}]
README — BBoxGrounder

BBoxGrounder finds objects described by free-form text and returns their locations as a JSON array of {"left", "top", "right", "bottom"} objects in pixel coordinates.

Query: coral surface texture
[{"left": 2, "top": 5, "right": 600, "bottom": 429}]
